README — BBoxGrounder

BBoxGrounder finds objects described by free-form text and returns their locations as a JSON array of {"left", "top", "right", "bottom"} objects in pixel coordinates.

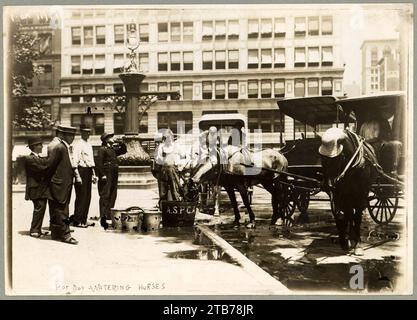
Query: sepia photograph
[{"left": 3, "top": 2, "right": 414, "bottom": 296}]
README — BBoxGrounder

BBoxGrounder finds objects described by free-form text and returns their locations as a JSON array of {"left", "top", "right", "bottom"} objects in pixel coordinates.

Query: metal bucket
[
  {"left": 110, "top": 208, "right": 124, "bottom": 230},
  {"left": 121, "top": 207, "right": 144, "bottom": 232},
  {"left": 142, "top": 211, "right": 162, "bottom": 232}
]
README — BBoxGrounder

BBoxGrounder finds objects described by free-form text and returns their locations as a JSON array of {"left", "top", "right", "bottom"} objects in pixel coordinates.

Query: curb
[{"left": 196, "top": 225, "right": 290, "bottom": 294}]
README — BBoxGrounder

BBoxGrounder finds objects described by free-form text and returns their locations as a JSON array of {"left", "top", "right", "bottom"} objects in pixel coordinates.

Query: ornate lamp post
[{"left": 117, "top": 23, "right": 179, "bottom": 165}]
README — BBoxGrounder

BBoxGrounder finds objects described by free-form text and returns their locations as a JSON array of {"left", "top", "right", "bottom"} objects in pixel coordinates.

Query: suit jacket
[
  {"left": 47, "top": 140, "right": 74, "bottom": 204},
  {"left": 24, "top": 153, "right": 51, "bottom": 200},
  {"left": 96, "top": 143, "right": 127, "bottom": 179}
]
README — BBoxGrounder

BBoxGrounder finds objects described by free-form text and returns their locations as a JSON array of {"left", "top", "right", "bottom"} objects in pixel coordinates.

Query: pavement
[
  {"left": 9, "top": 185, "right": 290, "bottom": 296},
  {"left": 9, "top": 184, "right": 411, "bottom": 295}
]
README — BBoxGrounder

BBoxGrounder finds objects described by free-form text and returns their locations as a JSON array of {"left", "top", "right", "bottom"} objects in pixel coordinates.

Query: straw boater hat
[
  {"left": 56, "top": 125, "right": 77, "bottom": 134},
  {"left": 318, "top": 127, "right": 344, "bottom": 158},
  {"left": 80, "top": 127, "right": 91, "bottom": 133}
]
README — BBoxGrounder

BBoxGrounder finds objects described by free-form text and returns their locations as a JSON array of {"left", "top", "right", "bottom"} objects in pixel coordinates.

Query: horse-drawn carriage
[
  {"left": 277, "top": 92, "right": 406, "bottom": 225},
  {"left": 197, "top": 113, "right": 253, "bottom": 214}
]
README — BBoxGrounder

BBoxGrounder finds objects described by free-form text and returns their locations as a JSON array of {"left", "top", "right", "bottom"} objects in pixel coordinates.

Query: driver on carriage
[{"left": 359, "top": 117, "right": 401, "bottom": 174}]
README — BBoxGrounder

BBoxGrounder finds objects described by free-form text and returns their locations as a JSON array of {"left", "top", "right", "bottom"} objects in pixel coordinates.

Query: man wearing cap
[
  {"left": 24, "top": 137, "right": 51, "bottom": 238},
  {"left": 96, "top": 132, "right": 127, "bottom": 229},
  {"left": 47, "top": 125, "right": 79, "bottom": 245},
  {"left": 71, "top": 128, "right": 98, "bottom": 228}
]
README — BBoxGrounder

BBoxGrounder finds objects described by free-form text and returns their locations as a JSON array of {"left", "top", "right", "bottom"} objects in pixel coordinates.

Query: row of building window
[
  {"left": 69, "top": 46, "right": 333, "bottom": 75},
  {"left": 68, "top": 78, "right": 334, "bottom": 102},
  {"left": 70, "top": 109, "right": 285, "bottom": 135},
  {"left": 70, "top": 16, "right": 333, "bottom": 46}
]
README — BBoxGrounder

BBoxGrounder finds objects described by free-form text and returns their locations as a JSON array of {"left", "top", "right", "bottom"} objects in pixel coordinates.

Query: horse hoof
[
  {"left": 246, "top": 222, "right": 256, "bottom": 229},
  {"left": 352, "top": 247, "right": 364, "bottom": 256}
]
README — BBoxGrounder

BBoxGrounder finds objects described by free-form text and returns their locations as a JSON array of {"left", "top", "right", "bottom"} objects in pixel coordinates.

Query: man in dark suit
[
  {"left": 47, "top": 125, "right": 78, "bottom": 245},
  {"left": 96, "top": 132, "right": 127, "bottom": 229},
  {"left": 24, "top": 137, "right": 51, "bottom": 238}
]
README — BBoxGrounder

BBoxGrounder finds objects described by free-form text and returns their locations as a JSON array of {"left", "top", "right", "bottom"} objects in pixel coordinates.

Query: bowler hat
[
  {"left": 27, "top": 137, "right": 43, "bottom": 148},
  {"left": 56, "top": 125, "right": 77, "bottom": 134},
  {"left": 100, "top": 132, "right": 114, "bottom": 142}
]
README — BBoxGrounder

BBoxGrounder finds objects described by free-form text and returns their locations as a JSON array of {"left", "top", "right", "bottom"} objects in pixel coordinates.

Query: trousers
[
  {"left": 48, "top": 198, "right": 71, "bottom": 241},
  {"left": 74, "top": 167, "right": 93, "bottom": 224},
  {"left": 98, "top": 167, "right": 119, "bottom": 219},
  {"left": 30, "top": 198, "right": 47, "bottom": 234}
]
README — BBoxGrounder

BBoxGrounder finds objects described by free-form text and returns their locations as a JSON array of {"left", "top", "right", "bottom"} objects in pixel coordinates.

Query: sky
[{"left": 338, "top": 5, "right": 404, "bottom": 86}]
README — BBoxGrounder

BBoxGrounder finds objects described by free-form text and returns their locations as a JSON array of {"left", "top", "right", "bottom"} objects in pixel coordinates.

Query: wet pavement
[{"left": 206, "top": 189, "right": 407, "bottom": 293}]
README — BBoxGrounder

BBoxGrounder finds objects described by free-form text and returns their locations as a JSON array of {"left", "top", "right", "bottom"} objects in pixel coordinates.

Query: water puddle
[
  {"left": 166, "top": 246, "right": 239, "bottom": 266},
  {"left": 213, "top": 219, "right": 403, "bottom": 292},
  {"left": 158, "top": 226, "right": 241, "bottom": 266}
]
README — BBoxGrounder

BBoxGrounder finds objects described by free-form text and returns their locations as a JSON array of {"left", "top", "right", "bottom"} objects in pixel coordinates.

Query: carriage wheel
[
  {"left": 296, "top": 192, "right": 310, "bottom": 214},
  {"left": 280, "top": 185, "right": 296, "bottom": 223},
  {"left": 367, "top": 192, "right": 399, "bottom": 225}
]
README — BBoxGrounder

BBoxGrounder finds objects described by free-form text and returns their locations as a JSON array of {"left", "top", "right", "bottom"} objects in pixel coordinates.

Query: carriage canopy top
[
  {"left": 277, "top": 96, "right": 355, "bottom": 127},
  {"left": 198, "top": 113, "right": 248, "bottom": 131},
  {"left": 337, "top": 92, "right": 404, "bottom": 122}
]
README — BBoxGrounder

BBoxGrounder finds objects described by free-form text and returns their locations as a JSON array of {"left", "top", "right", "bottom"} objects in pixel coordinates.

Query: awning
[
  {"left": 94, "top": 56, "right": 105, "bottom": 69},
  {"left": 274, "top": 48, "right": 285, "bottom": 63},
  {"left": 261, "top": 49, "right": 272, "bottom": 63},
  {"left": 274, "top": 18, "right": 286, "bottom": 33},
  {"left": 81, "top": 56, "right": 93, "bottom": 70},
  {"left": 248, "top": 20, "right": 259, "bottom": 33},
  {"left": 308, "top": 47, "right": 320, "bottom": 63},
  {"left": 228, "top": 20, "right": 239, "bottom": 35},
  {"left": 295, "top": 48, "right": 305, "bottom": 63},
  {"left": 261, "top": 19, "right": 272, "bottom": 33},
  {"left": 322, "top": 47, "right": 333, "bottom": 62}
]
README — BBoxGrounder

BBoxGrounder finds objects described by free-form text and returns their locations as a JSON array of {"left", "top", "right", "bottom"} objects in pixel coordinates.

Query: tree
[{"left": 11, "top": 19, "right": 54, "bottom": 130}]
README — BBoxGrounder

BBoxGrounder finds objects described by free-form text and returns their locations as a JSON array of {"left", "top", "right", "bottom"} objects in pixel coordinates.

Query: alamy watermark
[{"left": 349, "top": 264, "right": 364, "bottom": 290}]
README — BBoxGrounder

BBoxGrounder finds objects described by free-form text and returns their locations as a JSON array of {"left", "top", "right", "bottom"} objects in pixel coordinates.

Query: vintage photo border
[{"left": 1, "top": 0, "right": 415, "bottom": 299}]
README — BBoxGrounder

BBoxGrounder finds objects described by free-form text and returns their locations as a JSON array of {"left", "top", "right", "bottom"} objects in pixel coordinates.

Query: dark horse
[
  {"left": 189, "top": 145, "right": 288, "bottom": 228},
  {"left": 319, "top": 127, "right": 378, "bottom": 255}
]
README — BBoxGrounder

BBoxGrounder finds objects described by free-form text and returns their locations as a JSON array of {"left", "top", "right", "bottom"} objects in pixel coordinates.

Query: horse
[
  {"left": 319, "top": 127, "right": 378, "bottom": 255},
  {"left": 189, "top": 144, "right": 288, "bottom": 228}
]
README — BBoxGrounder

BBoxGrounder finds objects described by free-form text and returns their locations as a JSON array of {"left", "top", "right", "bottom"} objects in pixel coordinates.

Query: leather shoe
[
  {"left": 73, "top": 223, "right": 88, "bottom": 228},
  {"left": 30, "top": 232, "right": 41, "bottom": 238},
  {"left": 100, "top": 218, "right": 109, "bottom": 230},
  {"left": 62, "top": 237, "right": 78, "bottom": 245}
]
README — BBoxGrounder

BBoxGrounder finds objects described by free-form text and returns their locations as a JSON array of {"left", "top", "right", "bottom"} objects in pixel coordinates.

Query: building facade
[
  {"left": 58, "top": 7, "right": 345, "bottom": 147},
  {"left": 361, "top": 39, "right": 399, "bottom": 95},
  {"left": 12, "top": 12, "right": 62, "bottom": 160}
]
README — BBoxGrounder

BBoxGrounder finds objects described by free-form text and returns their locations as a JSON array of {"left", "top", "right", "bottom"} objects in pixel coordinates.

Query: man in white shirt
[
  {"left": 154, "top": 129, "right": 184, "bottom": 201},
  {"left": 71, "top": 128, "right": 97, "bottom": 227}
]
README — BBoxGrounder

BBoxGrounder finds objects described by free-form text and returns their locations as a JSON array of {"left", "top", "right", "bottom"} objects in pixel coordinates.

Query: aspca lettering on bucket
[{"left": 165, "top": 205, "right": 196, "bottom": 215}]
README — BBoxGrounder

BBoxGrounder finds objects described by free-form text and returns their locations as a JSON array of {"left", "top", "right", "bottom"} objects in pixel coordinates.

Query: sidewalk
[{"left": 10, "top": 187, "right": 290, "bottom": 295}]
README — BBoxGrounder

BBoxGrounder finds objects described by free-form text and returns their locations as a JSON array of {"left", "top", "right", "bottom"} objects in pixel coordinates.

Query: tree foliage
[{"left": 11, "top": 20, "right": 54, "bottom": 130}]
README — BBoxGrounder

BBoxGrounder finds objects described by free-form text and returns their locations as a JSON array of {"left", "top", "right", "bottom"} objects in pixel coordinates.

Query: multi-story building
[
  {"left": 12, "top": 12, "right": 62, "bottom": 162},
  {"left": 378, "top": 48, "right": 401, "bottom": 92},
  {"left": 59, "top": 7, "right": 345, "bottom": 148},
  {"left": 360, "top": 39, "right": 399, "bottom": 95}
]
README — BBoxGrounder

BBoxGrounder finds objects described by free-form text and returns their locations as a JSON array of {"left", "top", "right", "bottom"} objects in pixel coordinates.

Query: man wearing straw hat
[
  {"left": 47, "top": 125, "right": 79, "bottom": 245},
  {"left": 24, "top": 137, "right": 51, "bottom": 238}
]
